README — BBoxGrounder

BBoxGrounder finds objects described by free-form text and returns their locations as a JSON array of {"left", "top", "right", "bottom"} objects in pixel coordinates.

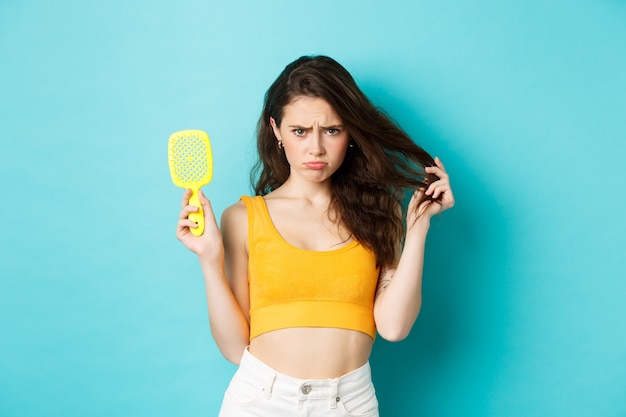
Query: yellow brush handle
[{"left": 188, "top": 187, "right": 204, "bottom": 236}]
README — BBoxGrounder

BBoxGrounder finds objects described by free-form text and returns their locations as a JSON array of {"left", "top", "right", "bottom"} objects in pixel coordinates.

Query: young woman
[{"left": 176, "top": 55, "right": 454, "bottom": 416}]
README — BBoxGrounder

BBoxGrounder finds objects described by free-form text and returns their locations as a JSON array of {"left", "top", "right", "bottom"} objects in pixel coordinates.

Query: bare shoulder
[
  {"left": 222, "top": 199, "right": 248, "bottom": 224},
  {"left": 220, "top": 199, "right": 248, "bottom": 251}
]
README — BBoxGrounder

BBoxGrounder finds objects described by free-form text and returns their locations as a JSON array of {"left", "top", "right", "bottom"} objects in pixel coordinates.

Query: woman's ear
[{"left": 270, "top": 117, "right": 282, "bottom": 141}]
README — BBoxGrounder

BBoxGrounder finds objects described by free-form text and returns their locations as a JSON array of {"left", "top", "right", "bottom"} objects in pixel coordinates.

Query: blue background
[{"left": 1, "top": 1, "right": 625, "bottom": 416}]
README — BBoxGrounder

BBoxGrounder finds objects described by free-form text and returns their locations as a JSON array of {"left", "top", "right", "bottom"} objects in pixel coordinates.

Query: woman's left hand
[{"left": 408, "top": 157, "right": 455, "bottom": 223}]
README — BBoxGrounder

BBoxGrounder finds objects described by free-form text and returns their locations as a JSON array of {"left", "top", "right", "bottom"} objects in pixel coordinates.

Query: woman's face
[{"left": 271, "top": 96, "right": 350, "bottom": 185}]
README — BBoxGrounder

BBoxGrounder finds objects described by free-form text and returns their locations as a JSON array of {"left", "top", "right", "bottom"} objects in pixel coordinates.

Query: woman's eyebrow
[{"left": 287, "top": 124, "right": 344, "bottom": 129}]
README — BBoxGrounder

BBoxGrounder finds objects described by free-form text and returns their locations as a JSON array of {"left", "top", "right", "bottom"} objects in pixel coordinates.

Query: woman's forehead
[{"left": 282, "top": 96, "right": 342, "bottom": 125}]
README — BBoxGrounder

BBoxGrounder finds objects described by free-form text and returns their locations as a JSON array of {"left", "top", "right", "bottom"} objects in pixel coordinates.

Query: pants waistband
[{"left": 239, "top": 347, "right": 372, "bottom": 400}]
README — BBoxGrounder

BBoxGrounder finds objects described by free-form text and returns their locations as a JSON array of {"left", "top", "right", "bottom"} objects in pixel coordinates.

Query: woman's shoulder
[
  {"left": 223, "top": 197, "right": 249, "bottom": 220},
  {"left": 220, "top": 198, "right": 249, "bottom": 244},
  {"left": 221, "top": 197, "right": 248, "bottom": 228}
]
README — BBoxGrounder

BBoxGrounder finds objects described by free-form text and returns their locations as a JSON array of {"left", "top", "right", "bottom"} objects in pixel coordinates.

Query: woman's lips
[{"left": 304, "top": 161, "right": 328, "bottom": 170}]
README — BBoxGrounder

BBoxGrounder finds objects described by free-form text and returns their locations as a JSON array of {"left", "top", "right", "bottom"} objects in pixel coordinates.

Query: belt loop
[
  {"left": 264, "top": 372, "right": 276, "bottom": 399},
  {"left": 329, "top": 378, "right": 339, "bottom": 409}
]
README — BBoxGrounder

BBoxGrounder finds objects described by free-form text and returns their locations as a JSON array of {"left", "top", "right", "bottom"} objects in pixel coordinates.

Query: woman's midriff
[{"left": 248, "top": 327, "right": 374, "bottom": 379}]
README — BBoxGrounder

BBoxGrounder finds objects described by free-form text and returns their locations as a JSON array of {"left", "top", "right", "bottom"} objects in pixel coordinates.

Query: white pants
[{"left": 218, "top": 348, "right": 379, "bottom": 417}]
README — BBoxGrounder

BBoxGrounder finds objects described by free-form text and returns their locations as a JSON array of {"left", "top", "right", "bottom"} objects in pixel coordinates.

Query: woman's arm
[
  {"left": 177, "top": 190, "right": 250, "bottom": 364},
  {"left": 373, "top": 157, "right": 454, "bottom": 341}
]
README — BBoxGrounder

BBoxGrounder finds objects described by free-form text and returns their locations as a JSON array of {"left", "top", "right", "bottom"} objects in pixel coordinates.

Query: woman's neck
[{"left": 274, "top": 175, "right": 333, "bottom": 204}]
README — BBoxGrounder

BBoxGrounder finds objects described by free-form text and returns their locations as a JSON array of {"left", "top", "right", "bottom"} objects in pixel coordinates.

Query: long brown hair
[{"left": 252, "top": 55, "right": 439, "bottom": 266}]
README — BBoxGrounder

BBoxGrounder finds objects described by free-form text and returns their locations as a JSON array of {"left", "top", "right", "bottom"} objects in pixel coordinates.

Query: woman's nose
[{"left": 308, "top": 131, "right": 325, "bottom": 155}]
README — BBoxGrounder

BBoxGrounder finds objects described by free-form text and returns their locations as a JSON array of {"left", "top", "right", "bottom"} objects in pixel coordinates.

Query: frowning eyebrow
[{"left": 287, "top": 124, "right": 344, "bottom": 130}]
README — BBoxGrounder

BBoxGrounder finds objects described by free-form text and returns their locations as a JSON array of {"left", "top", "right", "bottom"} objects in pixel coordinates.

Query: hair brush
[{"left": 168, "top": 130, "right": 213, "bottom": 236}]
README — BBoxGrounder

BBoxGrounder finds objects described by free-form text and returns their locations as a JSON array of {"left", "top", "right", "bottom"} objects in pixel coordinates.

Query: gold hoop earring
[{"left": 277, "top": 140, "right": 284, "bottom": 149}]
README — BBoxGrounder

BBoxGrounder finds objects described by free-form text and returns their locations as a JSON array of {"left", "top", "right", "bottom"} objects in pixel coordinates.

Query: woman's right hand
[{"left": 176, "top": 189, "right": 224, "bottom": 261}]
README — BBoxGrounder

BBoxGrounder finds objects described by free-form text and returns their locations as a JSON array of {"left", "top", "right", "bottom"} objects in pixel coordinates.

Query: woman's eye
[
  {"left": 294, "top": 129, "right": 306, "bottom": 136},
  {"left": 327, "top": 128, "right": 340, "bottom": 135}
]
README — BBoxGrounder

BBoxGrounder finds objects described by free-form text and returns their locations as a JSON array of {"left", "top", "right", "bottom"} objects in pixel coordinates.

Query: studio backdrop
[{"left": 1, "top": 1, "right": 625, "bottom": 416}]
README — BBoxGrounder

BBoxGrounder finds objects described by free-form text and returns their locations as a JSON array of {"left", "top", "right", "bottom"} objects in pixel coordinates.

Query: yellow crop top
[{"left": 241, "top": 196, "right": 380, "bottom": 340}]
